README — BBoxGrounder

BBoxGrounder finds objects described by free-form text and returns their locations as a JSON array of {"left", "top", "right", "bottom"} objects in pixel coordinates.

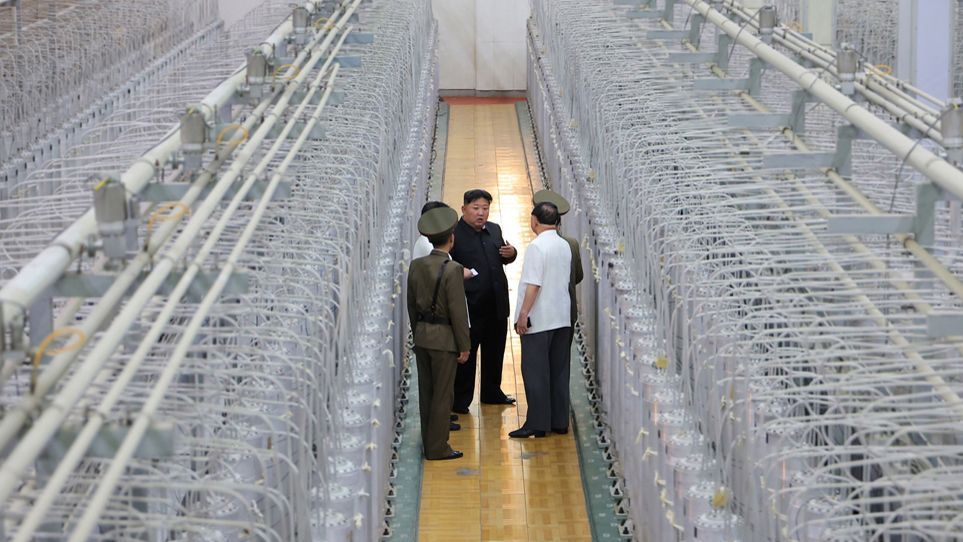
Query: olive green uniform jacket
[
  {"left": 562, "top": 234, "right": 584, "bottom": 326},
  {"left": 407, "top": 250, "right": 471, "bottom": 354}
]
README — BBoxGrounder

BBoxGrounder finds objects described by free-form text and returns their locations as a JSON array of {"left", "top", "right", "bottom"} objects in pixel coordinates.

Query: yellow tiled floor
[{"left": 419, "top": 102, "right": 592, "bottom": 542}]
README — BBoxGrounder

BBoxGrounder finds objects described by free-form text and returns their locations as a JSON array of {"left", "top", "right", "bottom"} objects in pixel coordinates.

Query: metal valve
[
  {"left": 292, "top": 6, "right": 310, "bottom": 36},
  {"left": 92, "top": 176, "right": 138, "bottom": 261},
  {"left": 941, "top": 98, "right": 963, "bottom": 164},
  {"left": 758, "top": 5, "right": 777, "bottom": 44},
  {"left": 836, "top": 43, "right": 859, "bottom": 96},
  {"left": 179, "top": 107, "right": 208, "bottom": 173},
  {"left": 245, "top": 49, "right": 273, "bottom": 100}
]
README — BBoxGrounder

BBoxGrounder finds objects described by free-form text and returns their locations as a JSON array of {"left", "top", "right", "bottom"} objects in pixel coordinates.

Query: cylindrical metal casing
[
  {"left": 941, "top": 99, "right": 963, "bottom": 162},
  {"left": 246, "top": 50, "right": 270, "bottom": 85},
  {"left": 292, "top": 6, "right": 310, "bottom": 33},
  {"left": 179, "top": 108, "right": 208, "bottom": 150},
  {"left": 758, "top": 6, "right": 777, "bottom": 42}
]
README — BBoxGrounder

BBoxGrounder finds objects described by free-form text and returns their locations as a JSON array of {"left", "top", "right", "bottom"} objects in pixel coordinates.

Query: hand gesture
[
  {"left": 457, "top": 351, "right": 469, "bottom": 364},
  {"left": 498, "top": 241, "right": 515, "bottom": 259}
]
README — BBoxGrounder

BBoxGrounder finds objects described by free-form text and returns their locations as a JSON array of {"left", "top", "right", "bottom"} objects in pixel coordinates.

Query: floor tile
[{"left": 418, "top": 102, "right": 590, "bottom": 541}]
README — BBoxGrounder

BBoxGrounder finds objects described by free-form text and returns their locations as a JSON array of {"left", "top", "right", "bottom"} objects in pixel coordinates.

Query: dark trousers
[
  {"left": 453, "top": 313, "right": 508, "bottom": 410},
  {"left": 520, "top": 327, "right": 572, "bottom": 432},
  {"left": 414, "top": 346, "right": 457, "bottom": 459}
]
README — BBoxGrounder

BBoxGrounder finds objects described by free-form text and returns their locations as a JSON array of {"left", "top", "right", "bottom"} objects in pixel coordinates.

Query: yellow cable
[
  {"left": 214, "top": 123, "right": 249, "bottom": 147},
  {"left": 146, "top": 202, "right": 190, "bottom": 238},
  {"left": 871, "top": 64, "right": 894, "bottom": 77},
  {"left": 31, "top": 328, "right": 87, "bottom": 393},
  {"left": 272, "top": 63, "right": 302, "bottom": 81},
  {"left": 93, "top": 177, "right": 111, "bottom": 191}
]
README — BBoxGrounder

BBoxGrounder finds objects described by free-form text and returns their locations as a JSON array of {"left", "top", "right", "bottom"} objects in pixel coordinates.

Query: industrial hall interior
[{"left": 3, "top": 0, "right": 963, "bottom": 540}]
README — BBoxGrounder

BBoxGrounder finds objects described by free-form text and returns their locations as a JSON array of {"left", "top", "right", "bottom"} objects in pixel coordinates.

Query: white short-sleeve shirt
[
  {"left": 513, "top": 230, "right": 571, "bottom": 334},
  {"left": 412, "top": 235, "right": 433, "bottom": 260}
]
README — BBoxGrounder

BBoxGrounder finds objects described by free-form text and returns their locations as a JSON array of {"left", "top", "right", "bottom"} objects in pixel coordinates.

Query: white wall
[
  {"left": 433, "top": 0, "right": 529, "bottom": 91},
  {"left": 433, "top": 0, "right": 476, "bottom": 89},
  {"left": 898, "top": 0, "right": 956, "bottom": 101},
  {"left": 218, "top": 0, "right": 264, "bottom": 28},
  {"left": 475, "top": 0, "right": 529, "bottom": 90}
]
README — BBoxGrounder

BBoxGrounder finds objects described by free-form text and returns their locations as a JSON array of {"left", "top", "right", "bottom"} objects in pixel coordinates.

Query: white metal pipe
[
  {"left": 694, "top": 0, "right": 963, "bottom": 201},
  {"left": 9, "top": 54, "right": 344, "bottom": 541},
  {"left": 0, "top": 93, "right": 275, "bottom": 452},
  {"left": 727, "top": 2, "right": 945, "bottom": 130},
  {"left": 68, "top": 62, "right": 342, "bottom": 542},
  {"left": 682, "top": 41, "right": 963, "bottom": 419},
  {"left": 0, "top": 3, "right": 356, "bottom": 502},
  {"left": 0, "top": 17, "right": 295, "bottom": 332}
]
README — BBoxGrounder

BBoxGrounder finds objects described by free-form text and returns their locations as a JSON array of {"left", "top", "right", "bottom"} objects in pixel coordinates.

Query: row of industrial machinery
[
  {"left": 0, "top": 0, "right": 962, "bottom": 540},
  {"left": 530, "top": 0, "right": 963, "bottom": 540},
  {"left": 0, "top": 0, "right": 437, "bottom": 539}
]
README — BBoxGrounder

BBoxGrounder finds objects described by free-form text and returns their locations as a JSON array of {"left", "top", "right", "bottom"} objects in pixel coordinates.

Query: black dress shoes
[
  {"left": 509, "top": 427, "right": 546, "bottom": 439},
  {"left": 452, "top": 407, "right": 470, "bottom": 415},
  {"left": 428, "top": 450, "right": 463, "bottom": 461},
  {"left": 450, "top": 422, "right": 461, "bottom": 431},
  {"left": 481, "top": 395, "right": 516, "bottom": 405},
  {"left": 450, "top": 414, "right": 458, "bottom": 421},
  {"left": 551, "top": 427, "right": 569, "bottom": 435}
]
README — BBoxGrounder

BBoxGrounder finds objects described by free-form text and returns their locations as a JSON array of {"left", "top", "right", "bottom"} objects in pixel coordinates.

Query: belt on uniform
[
  {"left": 417, "top": 313, "right": 452, "bottom": 325},
  {"left": 418, "top": 259, "right": 451, "bottom": 326}
]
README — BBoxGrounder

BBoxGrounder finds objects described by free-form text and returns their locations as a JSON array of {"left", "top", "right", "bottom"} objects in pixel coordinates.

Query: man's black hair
[
  {"left": 532, "top": 202, "right": 560, "bottom": 226},
  {"left": 421, "top": 201, "right": 449, "bottom": 215},
  {"left": 428, "top": 230, "right": 453, "bottom": 247},
  {"left": 463, "top": 189, "right": 493, "bottom": 205}
]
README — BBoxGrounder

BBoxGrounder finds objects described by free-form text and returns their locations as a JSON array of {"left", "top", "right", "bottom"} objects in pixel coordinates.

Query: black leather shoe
[
  {"left": 428, "top": 450, "right": 463, "bottom": 461},
  {"left": 450, "top": 422, "right": 461, "bottom": 431},
  {"left": 481, "top": 395, "right": 516, "bottom": 405},
  {"left": 552, "top": 427, "right": 569, "bottom": 435},
  {"left": 452, "top": 407, "right": 470, "bottom": 415},
  {"left": 450, "top": 414, "right": 458, "bottom": 421},
  {"left": 509, "top": 427, "right": 546, "bottom": 439}
]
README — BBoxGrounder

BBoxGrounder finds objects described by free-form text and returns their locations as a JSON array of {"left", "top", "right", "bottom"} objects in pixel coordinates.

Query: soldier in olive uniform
[
  {"left": 533, "top": 190, "right": 583, "bottom": 345},
  {"left": 407, "top": 207, "right": 471, "bottom": 460}
]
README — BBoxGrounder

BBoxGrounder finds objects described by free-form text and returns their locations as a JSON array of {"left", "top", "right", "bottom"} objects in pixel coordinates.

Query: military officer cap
[
  {"left": 418, "top": 206, "right": 458, "bottom": 236},
  {"left": 532, "top": 189, "right": 571, "bottom": 215}
]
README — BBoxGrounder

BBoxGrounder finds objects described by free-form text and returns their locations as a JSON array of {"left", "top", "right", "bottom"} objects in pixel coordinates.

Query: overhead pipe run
[
  {"left": 692, "top": 0, "right": 963, "bottom": 201},
  {"left": 0, "top": 0, "right": 362, "bottom": 492},
  {"left": 0, "top": 14, "right": 297, "bottom": 347}
]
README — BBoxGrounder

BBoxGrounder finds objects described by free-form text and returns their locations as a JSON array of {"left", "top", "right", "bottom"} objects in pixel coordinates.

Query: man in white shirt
[
  {"left": 413, "top": 201, "right": 449, "bottom": 260},
  {"left": 509, "top": 202, "right": 572, "bottom": 438}
]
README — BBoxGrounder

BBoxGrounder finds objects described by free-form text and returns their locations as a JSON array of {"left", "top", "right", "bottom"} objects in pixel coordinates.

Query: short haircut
[
  {"left": 421, "top": 200, "right": 449, "bottom": 215},
  {"left": 463, "top": 189, "right": 493, "bottom": 205},
  {"left": 532, "top": 202, "right": 560, "bottom": 226},
  {"left": 428, "top": 230, "right": 452, "bottom": 247}
]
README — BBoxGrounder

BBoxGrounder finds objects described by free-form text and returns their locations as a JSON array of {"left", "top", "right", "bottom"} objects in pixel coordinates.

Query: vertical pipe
[
  {"left": 897, "top": 0, "right": 916, "bottom": 82},
  {"left": 915, "top": 0, "right": 955, "bottom": 101},
  {"left": 801, "top": 0, "right": 835, "bottom": 47},
  {"left": 899, "top": 0, "right": 955, "bottom": 101},
  {"left": 13, "top": 0, "right": 22, "bottom": 47}
]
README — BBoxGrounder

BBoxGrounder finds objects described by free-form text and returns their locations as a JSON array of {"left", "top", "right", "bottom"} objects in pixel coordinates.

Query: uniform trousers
[
  {"left": 520, "top": 326, "right": 572, "bottom": 432},
  {"left": 414, "top": 346, "right": 458, "bottom": 459},
  {"left": 453, "top": 309, "right": 508, "bottom": 409}
]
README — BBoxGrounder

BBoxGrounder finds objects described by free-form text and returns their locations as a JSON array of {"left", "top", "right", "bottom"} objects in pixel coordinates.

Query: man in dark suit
[
  {"left": 407, "top": 207, "right": 471, "bottom": 460},
  {"left": 533, "top": 190, "right": 583, "bottom": 346},
  {"left": 449, "top": 189, "right": 518, "bottom": 413}
]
